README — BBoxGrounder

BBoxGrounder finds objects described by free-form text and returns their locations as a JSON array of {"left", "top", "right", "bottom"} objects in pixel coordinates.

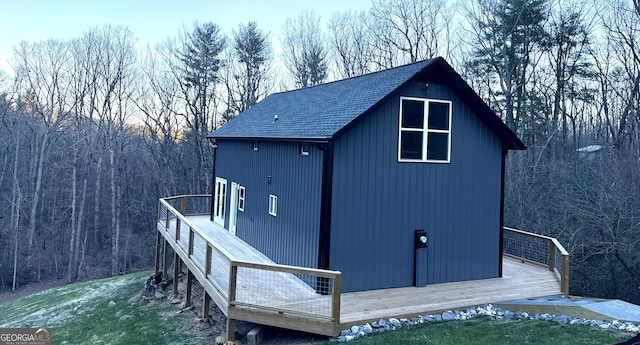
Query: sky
[{"left": 0, "top": 0, "right": 372, "bottom": 72}]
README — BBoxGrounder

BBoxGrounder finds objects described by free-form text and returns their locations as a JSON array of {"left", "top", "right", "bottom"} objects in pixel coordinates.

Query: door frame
[
  {"left": 229, "top": 182, "right": 239, "bottom": 235},
  {"left": 213, "top": 177, "right": 227, "bottom": 227}
]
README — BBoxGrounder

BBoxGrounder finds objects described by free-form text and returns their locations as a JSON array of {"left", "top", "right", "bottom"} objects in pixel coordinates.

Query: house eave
[{"left": 206, "top": 135, "right": 332, "bottom": 144}]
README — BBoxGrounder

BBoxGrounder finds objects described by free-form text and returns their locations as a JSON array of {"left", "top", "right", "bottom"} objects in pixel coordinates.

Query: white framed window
[
  {"left": 252, "top": 141, "right": 258, "bottom": 151},
  {"left": 299, "top": 143, "right": 310, "bottom": 156},
  {"left": 269, "top": 194, "right": 277, "bottom": 216},
  {"left": 238, "top": 186, "right": 245, "bottom": 212},
  {"left": 398, "top": 97, "right": 452, "bottom": 163}
]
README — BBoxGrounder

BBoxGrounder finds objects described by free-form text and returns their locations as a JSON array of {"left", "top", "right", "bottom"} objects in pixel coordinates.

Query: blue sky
[{"left": 0, "top": 0, "right": 371, "bottom": 71}]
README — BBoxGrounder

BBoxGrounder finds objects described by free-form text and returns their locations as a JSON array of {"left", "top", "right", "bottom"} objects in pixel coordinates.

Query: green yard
[{"left": 0, "top": 271, "right": 203, "bottom": 345}]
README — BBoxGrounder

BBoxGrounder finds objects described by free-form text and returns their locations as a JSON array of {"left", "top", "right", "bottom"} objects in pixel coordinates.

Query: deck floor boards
[
  {"left": 339, "top": 257, "right": 560, "bottom": 326},
  {"left": 162, "top": 214, "right": 562, "bottom": 333}
]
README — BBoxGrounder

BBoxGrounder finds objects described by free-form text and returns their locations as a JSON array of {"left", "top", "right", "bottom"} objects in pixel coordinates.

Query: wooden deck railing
[
  {"left": 228, "top": 260, "right": 342, "bottom": 336},
  {"left": 503, "top": 227, "right": 570, "bottom": 297},
  {"left": 157, "top": 194, "right": 343, "bottom": 337},
  {"left": 157, "top": 195, "right": 234, "bottom": 311}
]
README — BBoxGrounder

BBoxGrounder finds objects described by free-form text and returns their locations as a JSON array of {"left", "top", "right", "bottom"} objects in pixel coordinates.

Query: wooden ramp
[
  {"left": 155, "top": 195, "right": 568, "bottom": 339},
  {"left": 161, "top": 215, "right": 321, "bottom": 311}
]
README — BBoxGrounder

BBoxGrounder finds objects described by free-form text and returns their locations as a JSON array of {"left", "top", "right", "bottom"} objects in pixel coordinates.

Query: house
[{"left": 207, "top": 57, "right": 526, "bottom": 293}]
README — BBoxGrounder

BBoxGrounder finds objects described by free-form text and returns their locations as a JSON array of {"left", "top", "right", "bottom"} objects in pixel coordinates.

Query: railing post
[
  {"left": 548, "top": 240, "right": 555, "bottom": 272},
  {"left": 175, "top": 218, "right": 181, "bottom": 242},
  {"left": 229, "top": 262, "right": 238, "bottom": 305},
  {"left": 181, "top": 196, "right": 187, "bottom": 215},
  {"left": 227, "top": 262, "right": 238, "bottom": 343},
  {"left": 205, "top": 244, "right": 212, "bottom": 278},
  {"left": 164, "top": 208, "right": 170, "bottom": 230},
  {"left": 189, "top": 228, "right": 194, "bottom": 256},
  {"left": 561, "top": 254, "right": 570, "bottom": 297},
  {"left": 332, "top": 273, "right": 342, "bottom": 325}
]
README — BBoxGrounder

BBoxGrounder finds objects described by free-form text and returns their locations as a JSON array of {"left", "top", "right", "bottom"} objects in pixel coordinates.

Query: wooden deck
[
  {"left": 156, "top": 195, "right": 566, "bottom": 339},
  {"left": 339, "top": 256, "right": 559, "bottom": 327}
]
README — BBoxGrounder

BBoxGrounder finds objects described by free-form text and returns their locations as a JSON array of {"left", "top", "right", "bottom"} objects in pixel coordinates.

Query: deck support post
[
  {"left": 185, "top": 270, "right": 193, "bottom": 307},
  {"left": 226, "top": 318, "right": 236, "bottom": 344},
  {"left": 173, "top": 253, "right": 180, "bottom": 297},
  {"left": 154, "top": 231, "right": 162, "bottom": 273},
  {"left": 202, "top": 292, "right": 210, "bottom": 320},
  {"left": 163, "top": 239, "right": 170, "bottom": 280}
]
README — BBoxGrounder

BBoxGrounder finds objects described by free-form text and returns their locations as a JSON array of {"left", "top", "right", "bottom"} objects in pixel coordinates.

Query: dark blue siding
[
  {"left": 330, "top": 82, "right": 503, "bottom": 292},
  {"left": 215, "top": 140, "right": 323, "bottom": 269}
]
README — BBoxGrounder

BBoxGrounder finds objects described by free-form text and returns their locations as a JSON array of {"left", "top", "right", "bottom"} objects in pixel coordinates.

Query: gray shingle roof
[
  {"left": 208, "top": 58, "right": 526, "bottom": 150},
  {"left": 209, "top": 59, "right": 435, "bottom": 140}
]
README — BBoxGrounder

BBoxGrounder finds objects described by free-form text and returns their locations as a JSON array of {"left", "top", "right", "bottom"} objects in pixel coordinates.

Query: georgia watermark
[{"left": 0, "top": 328, "right": 51, "bottom": 345}]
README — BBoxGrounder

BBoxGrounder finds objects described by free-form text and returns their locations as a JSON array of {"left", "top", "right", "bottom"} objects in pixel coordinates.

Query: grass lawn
[
  {"left": 0, "top": 271, "right": 203, "bottom": 345},
  {"left": 344, "top": 317, "right": 634, "bottom": 345}
]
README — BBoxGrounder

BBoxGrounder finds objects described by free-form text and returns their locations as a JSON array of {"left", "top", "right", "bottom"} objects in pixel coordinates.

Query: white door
[
  {"left": 213, "top": 177, "right": 227, "bottom": 226},
  {"left": 229, "top": 182, "right": 239, "bottom": 235}
]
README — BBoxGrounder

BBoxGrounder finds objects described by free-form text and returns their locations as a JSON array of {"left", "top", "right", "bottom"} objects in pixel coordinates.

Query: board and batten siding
[
  {"left": 215, "top": 140, "right": 323, "bottom": 269},
  {"left": 330, "top": 81, "right": 503, "bottom": 292}
]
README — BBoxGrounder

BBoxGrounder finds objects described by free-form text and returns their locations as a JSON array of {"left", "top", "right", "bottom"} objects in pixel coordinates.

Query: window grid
[{"left": 398, "top": 97, "right": 452, "bottom": 163}]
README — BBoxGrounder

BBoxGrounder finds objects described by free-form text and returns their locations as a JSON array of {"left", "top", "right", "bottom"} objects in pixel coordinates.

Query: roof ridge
[{"left": 270, "top": 58, "right": 437, "bottom": 96}]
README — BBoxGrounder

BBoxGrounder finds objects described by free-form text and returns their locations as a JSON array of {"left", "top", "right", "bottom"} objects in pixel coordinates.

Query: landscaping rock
[
  {"left": 334, "top": 303, "right": 640, "bottom": 342},
  {"left": 362, "top": 323, "right": 373, "bottom": 334},
  {"left": 441, "top": 311, "right": 455, "bottom": 321},
  {"left": 552, "top": 315, "right": 570, "bottom": 325}
]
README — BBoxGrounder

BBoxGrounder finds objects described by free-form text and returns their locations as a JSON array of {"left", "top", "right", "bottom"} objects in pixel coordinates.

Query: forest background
[{"left": 0, "top": 0, "right": 639, "bottom": 305}]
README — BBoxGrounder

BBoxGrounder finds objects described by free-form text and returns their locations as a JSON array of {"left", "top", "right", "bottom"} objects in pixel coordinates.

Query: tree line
[{"left": 0, "top": 0, "right": 639, "bottom": 304}]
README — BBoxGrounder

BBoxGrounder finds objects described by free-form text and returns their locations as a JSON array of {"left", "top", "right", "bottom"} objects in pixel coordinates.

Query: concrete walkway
[{"left": 497, "top": 295, "right": 640, "bottom": 323}]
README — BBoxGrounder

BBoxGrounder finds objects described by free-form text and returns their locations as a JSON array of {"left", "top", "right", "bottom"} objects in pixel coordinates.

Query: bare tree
[
  {"left": 595, "top": 0, "right": 640, "bottom": 153},
  {"left": 281, "top": 10, "right": 328, "bottom": 88},
  {"left": 328, "top": 11, "right": 376, "bottom": 78},
  {"left": 136, "top": 42, "right": 189, "bottom": 197},
  {"left": 13, "top": 39, "right": 73, "bottom": 249},
  {"left": 368, "top": 0, "right": 452, "bottom": 68}
]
